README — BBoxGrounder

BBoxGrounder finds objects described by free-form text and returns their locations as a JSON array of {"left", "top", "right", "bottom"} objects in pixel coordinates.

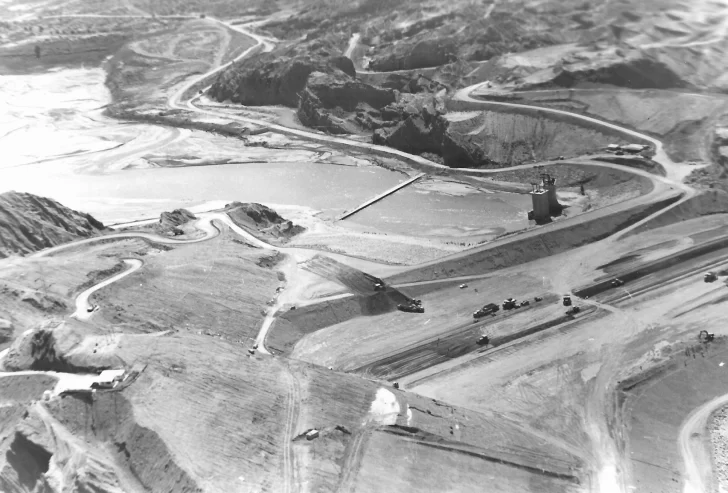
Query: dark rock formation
[
  {"left": 0, "top": 191, "right": 107, "bottom": 258},
  {"left": 368, "top": 36, "right": 458, "bottom": 72},
  {"left": 209, "top": 41, "right": 355, "bottom": 107},
  {"left": 159, "top": 208, "right": 196, "bottom": 236},
  {"left": 224, "top": 202, "right": 304, "bottom": 242}
]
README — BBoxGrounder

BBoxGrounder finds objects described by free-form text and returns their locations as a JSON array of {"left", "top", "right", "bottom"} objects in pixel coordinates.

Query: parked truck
[{"left": 473, "top": 303, "right": 499, "bottom": 319}]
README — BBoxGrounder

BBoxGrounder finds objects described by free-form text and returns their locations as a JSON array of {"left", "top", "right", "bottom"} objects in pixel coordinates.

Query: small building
[{"left": 529, "top": 184, "right": 550, "bottom": 223}]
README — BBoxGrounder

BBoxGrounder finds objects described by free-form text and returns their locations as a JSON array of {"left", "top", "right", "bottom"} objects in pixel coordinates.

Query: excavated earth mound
[
  {"left": 0, "top": 191, "right": 107, "bottom": 258},
  {"left": 224, "top": 202, "right": 304, "bottom": 241}
]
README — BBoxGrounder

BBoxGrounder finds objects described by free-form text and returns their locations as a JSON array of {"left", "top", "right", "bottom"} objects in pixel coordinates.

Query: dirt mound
[
  {"left": 224, "top": 202, "right": 304, "bottom": 242},
  {"left": 0, "top": 191, "right": 107, "bottom": 258}
]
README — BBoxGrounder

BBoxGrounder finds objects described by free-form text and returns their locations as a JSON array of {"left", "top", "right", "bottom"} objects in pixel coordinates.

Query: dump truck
[
  {"left": 473, "top": 303, "right": 499, "bottom": 319},
  {"left": 563, "top": 295, "right": 572, "bottom": 306}
]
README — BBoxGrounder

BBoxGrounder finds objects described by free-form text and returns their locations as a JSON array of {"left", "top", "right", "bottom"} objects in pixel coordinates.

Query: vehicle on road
[
  {"left": 473, "top": 303, "right": 499, "bottom": 319},
  {"left": 459, "top": 284, "right": 468, "bottom": 289},
  {"left": 565, "top": 306, "right": 581, "bottom": 316},
  {"left": 557, "top": 156, "right": 565, "bottom": 160},
  {"left": 86, "top": 304, "right": 96, "bottom": 313},
  {"left": 616, "top": 150, "right": 625, "bottom": 155},
  {"left": 534, "top": 296, "right": 543, "bottom": 302},
  {"left": 502, "top": 298, "right": 517, "bottom": 310},
  {"left": 705, "top": 272, "right": 718, "bottom": 283},
  {"left": 520, "top": 300, "right": 530, "bottom": 307},
  {"left": 611, "top": 278, "right": 625, "bottom": 287},
  {"left": 374, "top": 282, "right": 386, "bottom": 291},
  {"left": 563, "top": 295, "right": 572, "bottom": 306},
  {"left": 477, "top": 335, "right": 490, "bottom": 346}
]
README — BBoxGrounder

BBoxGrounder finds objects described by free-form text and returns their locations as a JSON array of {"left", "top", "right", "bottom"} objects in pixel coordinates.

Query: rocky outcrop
[
  {"left": 209, "top": 41, "right": 355, "bottom": 107},
  {"left": 0, "top": 191, "right": 107, "bottom": 258},
  {"left": 552, "top": 57, "right": 686, "bottom": 89},
  {"left": 159, "top": 208, "right": 196, "bottom": 236},
  {"left": 224, "top": 202, "right": 304, "bottom": 242},
  {"left": 372, "top": 93, "right": 488, "bottom": 168},
  {"left": 297, "top": 71, "right": 396, "bottom": 134},
  {"left": 305, "top": 72, "right": 395, "bottom": 112},
  {"left": 368, "top": 36, "right": 458, "bottom": 72}
]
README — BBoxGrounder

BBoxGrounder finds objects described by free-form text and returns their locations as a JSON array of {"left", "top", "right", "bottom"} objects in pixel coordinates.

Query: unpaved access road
[
  {"left": 679, "top": 393, "right": 728, "bottom": 493},
  {"left": 72, "top": 258, "right": 143, "bottom": 321}
]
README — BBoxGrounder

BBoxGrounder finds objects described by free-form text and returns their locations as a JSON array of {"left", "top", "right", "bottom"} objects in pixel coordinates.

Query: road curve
[
  {"left": 31, "top": 217, "right": 220, "bottom": 258},
  {"left": 72, "top": 258, "right": 143, "bottom": 321},
  {"left": 679, "top": 393, "right": 728, "bottom": 493}
]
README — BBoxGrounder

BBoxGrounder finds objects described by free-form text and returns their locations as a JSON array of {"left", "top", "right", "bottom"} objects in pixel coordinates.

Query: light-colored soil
[
  {"left": 710, "top": 406, "right": 728, "bottom": 491},
  {"left": 352, "top": 431, "right": 580, "bottom": 493},
  {"left": 91, "top": 223, "right": 282, "bottom": 341}
]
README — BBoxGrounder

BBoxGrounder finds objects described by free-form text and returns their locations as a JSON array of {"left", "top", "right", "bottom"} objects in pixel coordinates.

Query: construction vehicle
[
  {"left": 563, "top": 295, "right": 572, "bottom": 306},
  {"left": 699, "top": 330, "right": 715, "bottom": 342},
  {"left": 534, "top": 296, "right": 543, "bottom": 302},
  {"left": 373, "top": 282, "right": 386, "bottom": 291},
  {"left": 611, "top": 278, "right": 625, "bottom": 287},
  {"left": 705, "top": 272, "right": 718, "bottom": 283},
  {"left": 565, "top": 306, "right": 581, "bottom": 316},
  {"left": 459, "top": 284, "right": 468, "bottom": 289},
  {"left": 473, "top": 303, "right": 499, "bottom": 319},
  {"left": 520, "top": 300, "right": 530, "bottom": 307},
  {"left": 398, "top": 302, "right": 424, "bottom": 313},
  {"left": 477, "top": 335, "right": 490, "bottom": 346},
  {"left": 502, "top": 298, "right": 517, "bottom": 310}
]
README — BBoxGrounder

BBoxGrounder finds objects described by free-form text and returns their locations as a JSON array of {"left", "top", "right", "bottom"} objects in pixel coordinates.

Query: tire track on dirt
[
  {"left": 282, "top": 366, "right": 301, "bottom": 493},
  {"left": 336, "top": 427, "right": 371, "bottom": 493}
]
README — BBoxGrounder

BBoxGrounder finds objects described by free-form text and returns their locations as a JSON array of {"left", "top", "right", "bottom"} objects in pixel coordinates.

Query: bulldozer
[
  {"left": 699, "top": 330, "right": 715, "bottom": 342},
  {"left": 502, "top": 298, "right": 517, "bottom": 310},
  {"left": 565, "top": 306, "right": 581, "bottom": 316}
]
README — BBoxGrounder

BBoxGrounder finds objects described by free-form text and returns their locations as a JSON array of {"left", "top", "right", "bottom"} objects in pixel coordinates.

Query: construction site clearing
[{"left": 4, "top": 0, "right": 728, "bottom": 491}]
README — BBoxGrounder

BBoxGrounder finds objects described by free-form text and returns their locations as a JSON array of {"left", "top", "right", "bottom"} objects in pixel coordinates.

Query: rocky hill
[
  {"left": 224, "top": 202, "right": 304, "bottom": 242},
  {"left": 0, "top": 192, "right": 107, "bottom": 258}
]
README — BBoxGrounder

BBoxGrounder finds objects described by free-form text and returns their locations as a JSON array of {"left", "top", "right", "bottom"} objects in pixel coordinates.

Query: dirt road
[
  {"left": 679, "top": 393, "right": 728, "bottom": 493},
  {"left": 30, "top": 217, "right": 221, "bottom": 258},
  {"left": 72, "top": 258, "right": 143, "bottom": 321}
]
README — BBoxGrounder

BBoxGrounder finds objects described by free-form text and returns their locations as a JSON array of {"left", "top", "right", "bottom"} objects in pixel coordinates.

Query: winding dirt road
[{"left": 72, "top": 258, "right": 143, "bottom": 321}]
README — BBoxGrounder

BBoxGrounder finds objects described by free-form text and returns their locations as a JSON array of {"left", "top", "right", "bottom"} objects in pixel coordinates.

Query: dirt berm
[
  {"left": 268, "top": 289, "right": 411, "bottom": 354},
  {"left": 623, "top": 190, "right": 728, "bottom": 237},
  {"left": 388, "top": 195, "right": 680, "bottom": 284},
  {"left": 447, "top": 98, "right": 654, "bottom": 148}
]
